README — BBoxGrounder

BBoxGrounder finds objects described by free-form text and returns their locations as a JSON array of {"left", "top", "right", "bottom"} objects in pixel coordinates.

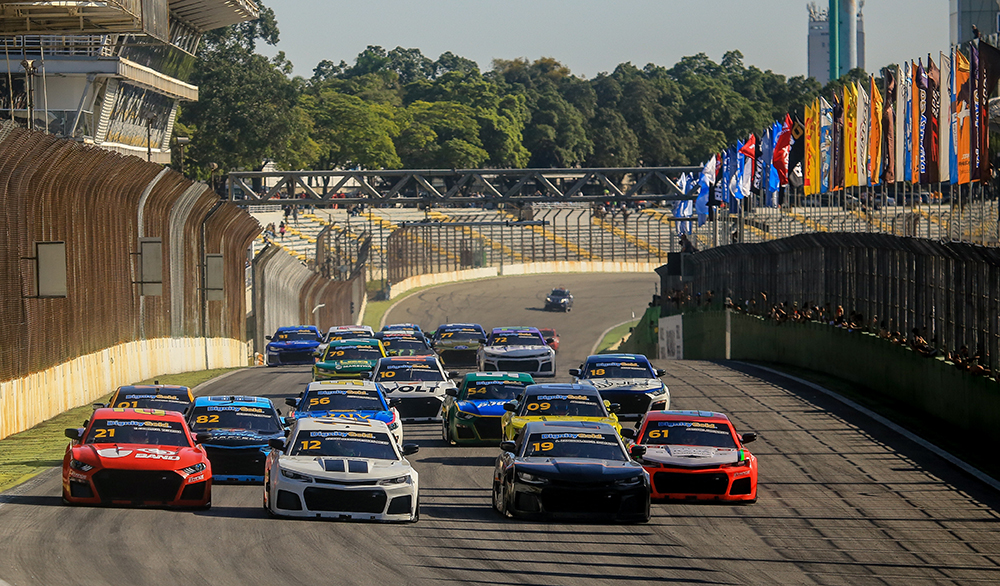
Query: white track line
[
  {"left": 590, "top": 319, "right": 640, "bottom": 357},
  {"left": 740, "top": 362, "right": 1000, "bottom": 493}
]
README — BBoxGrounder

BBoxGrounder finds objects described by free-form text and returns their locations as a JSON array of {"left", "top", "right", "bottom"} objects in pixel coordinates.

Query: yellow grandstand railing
[
  {"left": 499, "top": 211, "right": 594, "bottom": 259},
  {"left": 591, "top": 216, "right": 668, "bottom": 257},
  {"left": 368, "top": 209, "right": 460, "bottom": 263},
  {"left": 426, "top": 210, "right": 527, "bottom": 262},
  {"left": 783, "top": 210, "right": 829, "bottom": 233}
]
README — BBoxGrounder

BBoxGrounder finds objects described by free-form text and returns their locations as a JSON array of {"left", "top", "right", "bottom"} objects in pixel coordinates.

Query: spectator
[
  {"left": 279, "top": 221, "right": 286, "bottom": 240},
  {"left": 679, "top": 234, "right": 697, "bottom": 253}
]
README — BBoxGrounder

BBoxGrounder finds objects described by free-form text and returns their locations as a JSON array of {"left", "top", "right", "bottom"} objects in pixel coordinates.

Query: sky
[{"left": 257, "top": 0, "right": 950, "bottom": 81}]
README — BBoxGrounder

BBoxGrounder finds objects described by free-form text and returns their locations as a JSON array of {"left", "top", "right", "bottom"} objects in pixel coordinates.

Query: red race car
[
  {"left": 627, "top": 410, "right": 757, "bottom": 503},
  {"left": 62, "top": 407, "right": 212, "bottom": 508},
  {"left": 538, "top": 328, "right": 560, "bottom": 352}
]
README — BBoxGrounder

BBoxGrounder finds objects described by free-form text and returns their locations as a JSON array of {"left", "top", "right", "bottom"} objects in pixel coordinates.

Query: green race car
[
  {"left": 312, "top": 339, "right": 386, "bottom": 381},
  {"left": 442, "top": 372, "right": 534, "bottom": 445}
]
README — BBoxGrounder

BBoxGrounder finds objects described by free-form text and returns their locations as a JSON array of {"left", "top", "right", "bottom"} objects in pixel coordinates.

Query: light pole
[
  {"left": 20, "top": 59, "right": 36, "bottom": 130},
  {"left": 312, "top": 303, "right": 325, "bottom": 328},
  {"left": 146, "top": 114, "right": 157, "bottom": 162},
  {"left": 174, "top": 136, "right": 190, "bottom": 175}
]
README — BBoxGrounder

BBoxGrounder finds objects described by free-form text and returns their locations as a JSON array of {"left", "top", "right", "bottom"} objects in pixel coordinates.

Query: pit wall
[
  {"left": 0, "top": 338, "right": 248, "bottom": 440},
  {"left": 678, "top": 310, "right": 1000, "bottom": 445},
  {"left": 388, "top": 262, "right": 660, "bottom": 299}
]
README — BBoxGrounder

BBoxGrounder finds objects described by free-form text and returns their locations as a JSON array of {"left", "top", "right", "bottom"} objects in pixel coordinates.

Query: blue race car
[
  {"left": 265, "top": 325, "right": 323, "bottom": 366},
  {"left": 285, "top": 380, "right": 403, "bottom": 445},
  {"left": 186, "top": 395, "right": 286, "bottom": 483},
  {"left": 569, "top": 353, "right": 669, "bottom": 419}
]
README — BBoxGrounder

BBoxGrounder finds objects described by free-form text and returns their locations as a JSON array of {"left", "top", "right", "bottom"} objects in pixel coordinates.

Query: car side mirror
[
  {"left": 741, "top": 432, "right": 758, "bottom": 444},
  {"left": 64, "top": 428, "right": 83, "bottom": 440},
  {"left": 281, "top": 417, "right": 295, "bottom": 427},
  {"left": 389, "top": 398, "right": 401, "bottom": 408},
  {"left": 402, "top": 443, "right": 419, "bottom": 456},
  {"left": 568, "top": 368, "right": 581, "bottom": 377},
  {"left": 608, "top": 403, "right": 621, "bottom": 414},
  {"left": 620, "top": 428, "right": 636, "bottom": 440},
  {"left": 503, "top": 402, "right": 517, "bottom": 412},
  {"left": 655, "top": 369, "right": 666, "bottom": 377},
  {"left": 195, "top": 432, "right": 212, "bottom": 444},
  {"left": 284, "top": 398, "right": 297, "bottom": 407},
  {"left": 478, "top": 337, "right": 487, "bottom": 344},
  {"left": 445, "top": 388, "right": 458, "bottom": 397},
  {"left": 629, "top": 445, "right": 647, "bottom": 459},
  {"left": 500, "top": 441, "right": 516, "bottom": 453},
  {"left": 265, "top": 335, "right": 272, "bottom": 341},
  {"left": 268, "top": 438, "right": 286, "bottom": 451},
  {"left": 447, "top": 371, "right": 460, "bottom": 379},
  {"left": 92, "top": 403, "right": 107, "bottom": 409}
]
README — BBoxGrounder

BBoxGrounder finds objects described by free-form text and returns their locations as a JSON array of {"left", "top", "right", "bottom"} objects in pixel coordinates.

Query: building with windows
[
  {"left": 950, "top": 0, "right": 1000, "bottom": 47},
  {"left": 807, "top": 1, "right": 865, "bottom": 85},
  {"left": 0, "top": 0, "right": 258, "bottom": 163}
]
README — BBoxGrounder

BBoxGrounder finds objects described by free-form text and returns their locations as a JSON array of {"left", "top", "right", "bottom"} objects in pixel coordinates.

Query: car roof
[
  {"left": 305, "top": 380, "right": 381, "bottom": 392},
  {"left": 327, "top": 325, "right": 373, "bottom": 332},
  {"left": 437, "top": 323, "right": 484, "bottom": 330},
  {"left": 491, "top": 326, "right": 540, "bottom": 334},
  {"left": 192, "top": 395, "right": 273, "bottom": 408},
  {"left": 522, "top": 383, "right": 600, "bottom": 397},
  {"left": 465, "top": 372, "right": 534, "bottom": 382},
  {"left": 293, "top": 417, "right": 391, "bottom": 433},
  {"left": 645, "top": 410, "right": 731, "bottom": 423},
  {"left": 380, "top": 331, "right": 422, "bottom": 338},
  {"left": 328, "top": 338, "right": 381, "bottom": 347},
  {"left": 522, "top": 420, "right": 615, "bottom": 434},
  {"left": 276, "top": 325, "right": 320, "bottom": 332},
  {"left": 91, "top": 407, "right": 186, "bottom": 422},
  {"left": 550, "top": 288, "right": 570, "bottom": 293},
  {"left": 383, "top": 323, "right": 421, "bottom": 330},
  {"left": 114, "top": 384, "right": 190, "bottom": 393},
  {"left": 585, "top": 354, "right": 649, "bottom": 363}
]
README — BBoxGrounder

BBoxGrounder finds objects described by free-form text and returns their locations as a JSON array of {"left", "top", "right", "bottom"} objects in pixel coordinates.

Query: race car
[
  {"left": 492, "top": 420, "right": 649, "bottom": 521},
  {"left": 285, "top": 380, "right": 403, "bottom": 445},
  {"left": 538, "top": 328, "right": 560, "bottom": 352},
  {"left": 381, "top": 323, "right": 429, "bottom": 341},
  {"left": 376, "top": 331, "right": 436, "bottom": 357},
  {"left": 569, "top": 353, "right": 669, "bottom": 418},
  {"left": 265, "top": 325, "right": 323, "bottom": 366},
  {"left": 500, "top": 383, "right": 622, "bottom": 440},
  {"left": 432, "top": 323, "right": 487, "bottom": 367},
  {"left": 318, "top": 325, "right": 375, "bottom": 354},
  {"left": 371, "top": 356, "right": 458, "bottom": 422},
  {"left": 62, "top": 407, "right": 212, "bottom": 508},
  {"left": 312, "top": 338, "right": 386, "bottom": 381},
  {"left": 105, "top": 383, "right": 193, "bottom": 414},
  {"left": 264, "top": 418, "right": 420, "bottom": 522},
  {"left": 442, "top": 372, "right": 534, "bottom": 445},
  {"left": 626, "top": 410, "right": 758, "bottom": 503},
  {"left": 478, "top": 327, "right": 556, "bottom": 377},
  {"left": 186, "top": 396, "right": 285, "bottom": 483},
  {"left": 543, "top": 288, "right": 573, "bottom": 312}
]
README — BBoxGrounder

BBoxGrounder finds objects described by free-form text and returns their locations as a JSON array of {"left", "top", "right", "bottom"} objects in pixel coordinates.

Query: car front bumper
[{"left": 269, "top": 477, "right": 418, "bottom": 521}]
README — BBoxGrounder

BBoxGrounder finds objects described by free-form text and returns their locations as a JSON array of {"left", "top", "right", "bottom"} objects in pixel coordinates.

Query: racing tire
[
  {"left": 61, "top": 487, "right": 70, "bottom": 505},
  {"left": 492, "top": 480, "right": 508, "bottom": 518},
  {"left": 408, "top": 497, "right": 420, "bottom": 523},
  {"left": 565, "top": 307, "right": 571, "bottom": 313},
  {"left": 441, "top": 422, "right": 452, "bottom": 445}
]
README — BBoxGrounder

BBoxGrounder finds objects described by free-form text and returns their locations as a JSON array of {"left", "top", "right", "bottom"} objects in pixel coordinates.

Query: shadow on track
[{"left": 0, "top": 494, "right": 63, "bottom": 507}]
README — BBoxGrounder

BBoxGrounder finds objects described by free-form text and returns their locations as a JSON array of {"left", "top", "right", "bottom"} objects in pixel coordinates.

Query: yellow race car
[{"left": 500, "top": 383, "right": 622, "bottom": 440}]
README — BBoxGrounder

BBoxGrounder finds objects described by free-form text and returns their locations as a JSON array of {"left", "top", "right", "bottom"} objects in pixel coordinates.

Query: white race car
[
  {"left": 478, "top": 327, "right": 556, "bottom": 377},
  {"left": 371, "top": 356, "right": 458, "bottom": 422},
  {"left": 569, "top": 353, "right": 669, "bottom": 418},
  {"left": 264, "top": 418, "right": 419, "bottom": 522}
]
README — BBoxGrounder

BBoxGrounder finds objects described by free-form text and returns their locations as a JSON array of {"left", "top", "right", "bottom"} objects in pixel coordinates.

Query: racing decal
[
  {"left": 97, "top": 447, "right": 133, "bottom": 458},
  {"left": 205, "top": 406, "right": 266, "bottom": 413}
]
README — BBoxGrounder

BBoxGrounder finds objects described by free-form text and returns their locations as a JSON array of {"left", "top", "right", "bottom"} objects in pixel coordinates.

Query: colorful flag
[
  {"left": 955, "top": 49, "right": 971, "bottom": 184},
  {"left": 903, "top": 62, "right": 913, "bottom": 183},
  {"left": 970, "top": 44, "right": 981, "bottom": 182},
  {"left": 882, "top": 67, "right": 897, "bottom": 184},
  {"left": 820, "top": 97, "right": 833, "bottom": 193},
  {"left": 756, "top": 125, "right": 773, "bottom": 197},
  {"left": 939, "top": 52, "right": 951, "bottom": 184},
  {"left": 769, "top": 120, "right": 782, "bottom": 194},
  {"left": 869, "top": 76, "right": 883, "bottom": 185},
  {"left": 738, "top": 134, "right": 756, "bottom": 199},
  {"left": 895, "top": 64, "right": 907, "bottom": 182},
  {"left": 832, "top": 90, "right": 845, "bottom": 191},
  {"left": 913, "top": 60, "right": 923, "bottom": 184},
  {"left": 976, "top": 41, "right": 1000, "bottom": 180},
  {"left": 844, "top": 83, "right": 858, "bottom": 187},
  {"left": 696, "top": 156, "right": 715, "bottom": 224},
  {"left": 804, "top": 100, "right": 816, "bottom": 195},
  {"left": 857, "top": 81, "right": 870, "bottom": 186},
  {"left": 924, "top": 56, "right": 940, "bottom": 184}
]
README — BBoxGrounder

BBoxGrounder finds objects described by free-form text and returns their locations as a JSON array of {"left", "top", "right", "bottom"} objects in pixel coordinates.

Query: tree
[
  {"left": 396, "top": 101, "right": 488, "bottom": 168},
  {"left": 303, "top": 90, "right": 401, "bottom": 169}
]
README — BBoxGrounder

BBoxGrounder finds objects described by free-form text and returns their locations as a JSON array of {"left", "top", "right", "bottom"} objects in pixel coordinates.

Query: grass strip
[
  {"left": 0, "top": 367, "right": 239, "bottom": 494},
  {"left": 597, "top": 320, "right": 639, "bottom": 354}
]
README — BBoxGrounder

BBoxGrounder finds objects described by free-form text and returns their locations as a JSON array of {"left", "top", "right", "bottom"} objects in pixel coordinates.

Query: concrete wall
[
  {"left": 681, "top": 310, "right": 1000, "bottom": 445},
  {"left": 0, "top": 337, "right": 248, "bottom": 440}
]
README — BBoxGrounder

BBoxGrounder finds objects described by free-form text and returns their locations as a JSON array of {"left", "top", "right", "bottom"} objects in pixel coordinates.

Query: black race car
[
  {"left": 492, "top": 420, "right": 650, "bottom": 522},
  {"left": 544, "top": 288, "right": 573, "bottom": 312}
]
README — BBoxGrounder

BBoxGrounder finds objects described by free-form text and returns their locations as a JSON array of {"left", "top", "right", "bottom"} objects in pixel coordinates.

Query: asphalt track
[{"left": 2, "top": 273, "right": 1000, "bottom": 585}]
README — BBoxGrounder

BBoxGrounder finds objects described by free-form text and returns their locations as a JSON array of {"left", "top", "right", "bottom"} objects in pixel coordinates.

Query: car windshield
[
  {"left": 85, "top": 419, "right": 190, "bottom": 447},
  {"left": 382, "top": 337, "right": 428, "bottom": 351},
  {"left": 490, "top": 332, "right": 544, "bottom": 346},
  {"left": 188, "top": 405, "right": 282, "bottom": 433},
  {"left": 323, "top": 345, "right": 382, "bottom": 360},
  {"left": 275, "top": 330, "right": 318, "bottom": 342},
  {"left": 523, "top": 432, "right": 625, "bottom": 461},
  {"left": 113, "top": 392, "right": 190, "bottom": 412},
  {"left": 538, "top": 329, "right": 556, "bottom": 338},
  {"left": 640, "top": 420, "right": 737, "bottom": 448},
  {"left": 517, "top": 393, "right": 606, "bottom": 417},
  {"left": 376, "top": 363, "right": 445, "bottom": 382},
  {"left": 462, "top": 380, "right": 526, "bottom": 401},
  {"left": 300, "top": 388, "right": 385, "bottom": 412},
  {"left": 549, "top": 290, "right": 569, "bottom": 298},
  {"left": 583, "top": 360, "right": 655, "bottom": 379},
  {"left": 325, "top": 331, "right": 371, "bottom": 342},
  {"left": 290, "top": 430, "right": 397, "bottom": 460},
  {"left": 437, "top": 328, "right": 481, "bottom": 342}
]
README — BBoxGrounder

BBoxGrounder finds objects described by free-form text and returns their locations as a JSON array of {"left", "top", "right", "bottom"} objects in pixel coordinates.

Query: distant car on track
[
  {"left": 185, "top": 396, "right": 285, "bottom": 483},
  {"left": 478, "top": 327, "right": 556, "bottom": 377},
  {"left": 266, "top": 325, "right": 323, "bottom": 366},
  {"left": 442, "top": 372, "right": 534, "bottom": 445},
  {"left": 312, "top": 338, "right": 386, "bottom": 381},
  {"left": 286, "top": 380, "right": 403, "bottom": 445},
  {"left": 105, "top": 384, "right": 194, "bottom": 414},
  {"left": 62, "top": 407, "right": 212, "bottom": 508},
  {"left": 627, "top": 410, "right": 758, "bottom": 503},
  {"left": 371, "top": 356, "right": 458, "bottom": 422},
  {"left": 544, "top": 288, "right": 573, "bottom": 312},
  {"left": 569, "top": 354, "right": 669, "bottom": 418},
  {"left": 264, "top": 418, "right": 420, "bottom": 522},
  {"left": 492, "top": 420, "right": 649, "bottom": 522},
  {"left": 500, "top": 383, "right": 621, "bottom": 440}
]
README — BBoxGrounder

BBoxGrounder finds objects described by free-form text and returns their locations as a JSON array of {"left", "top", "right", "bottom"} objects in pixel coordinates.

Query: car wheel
[
  {"left": 441, "top": 421, "right": 451, "bottom": 444},
  {"left": 61, "top": 487, "right": 70, "bottom": 505},
  {"left": 409, "top": 496, "right": 420, "bottom": 523},
  {"left": 492, "top": 480, "right": 507, "bottom": 517}
]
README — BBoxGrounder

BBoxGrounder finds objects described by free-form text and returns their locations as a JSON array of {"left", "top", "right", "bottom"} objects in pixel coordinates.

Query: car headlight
[
  {"left": 386, "top": 420, "right": 400, "bottom": 431},
  {"left": 647, "top": 387, "right": 666, "bottom": 396},
  {"left": 516, "top": 471, "right": 547, "bottom": 484},
  {"left": 378, "top": 475, "right": 412, "bottom": 486},
  {"left": 181, "top": 462, "right": 206, "bottom": 475},
  {"left": 615, "top": 475, "right": 644, "bottom": 486},
  {"left": 280, "top": 468, "right": 313, "bottom": 482},
  {"left": 456, "top": 410, "right": 477, "bottom": 421},
  {"left": 69, "top": 458, "right": 93, "bottom": 472}
]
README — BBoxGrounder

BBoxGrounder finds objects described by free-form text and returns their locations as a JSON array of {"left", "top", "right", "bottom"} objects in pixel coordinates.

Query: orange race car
[{"left": 626, "top": 410, "right": 758, "bottom": 503}]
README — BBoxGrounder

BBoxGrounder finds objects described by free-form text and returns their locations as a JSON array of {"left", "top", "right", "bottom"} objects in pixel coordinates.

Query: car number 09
[{"left": 525, "top": 402, "right": 551, "bottom": 411}]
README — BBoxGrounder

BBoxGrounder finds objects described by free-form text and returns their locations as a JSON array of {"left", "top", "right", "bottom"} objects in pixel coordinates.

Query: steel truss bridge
[{"left": 227, "top": 166, "right": 701, "bottom": 206}]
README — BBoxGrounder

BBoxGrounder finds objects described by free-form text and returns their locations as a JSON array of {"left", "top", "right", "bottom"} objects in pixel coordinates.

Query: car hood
[
  {"left": 641, "top": 445, "right": 741, "bottom": 467},
  {"left": 75, "top": 443, "right": 204, "bottom": 469},
  {"left": 268, "top": 340, "right": 318, "bottom": 350},
  {"left": 379, "top": 381, "right": 454, "bottom": 398},
  {"left": 508, "top": 415, "right": 617, "bottom": 429},
  {"left": 482, "top": 345, "right": 552, "bottom": 357},
  {"left": 315, "top": 359, "right": 377, "bottom": 372},
  {"left": 199, "top": 428, "right": 283, "bottom": 448},
  {"left": 436, "top": 340, "right": 482, "bottom": 351},
  {"left": 277, "top": 455, "right": 411, "bottom": 481},
  {"left": 455, "top": 400, "right": 509, "bottom": 417},
  {"left": 515, "top": 458, "right": 642, "bottom": 481},
  {"left": 295, "top": 410, "right": 393, "bottom": 423},
  {"left": 581, "top": 378, "right": 665, "bottom": 393}
]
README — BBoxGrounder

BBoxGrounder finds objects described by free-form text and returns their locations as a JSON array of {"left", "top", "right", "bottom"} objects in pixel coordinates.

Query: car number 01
[{"left": 525, "top": 402, "right": 551, "bottom": 411}]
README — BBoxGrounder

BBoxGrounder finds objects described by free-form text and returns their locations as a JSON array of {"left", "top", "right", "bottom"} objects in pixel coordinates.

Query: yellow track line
[
  {"left": 499, "top": 211, "right": 594, "bottom": 259},
  {"left": 591, "top": 216, "right": 668, "bottom": 257}
]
